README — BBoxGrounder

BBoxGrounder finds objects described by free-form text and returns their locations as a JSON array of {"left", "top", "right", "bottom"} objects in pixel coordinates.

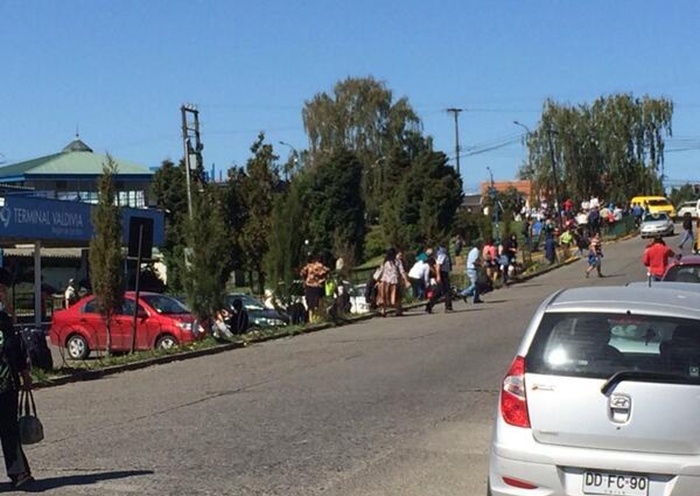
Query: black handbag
[{"left": 18, "top": 390, "right": 44, "bottom": 445}]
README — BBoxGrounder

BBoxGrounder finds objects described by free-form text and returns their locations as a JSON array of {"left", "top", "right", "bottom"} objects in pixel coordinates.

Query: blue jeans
[
  {"left": 679, "top": 229, "right": 694, "bottom": 249},
  {"left": 461, "top": 268, "right": 479, "bottom": 300}
]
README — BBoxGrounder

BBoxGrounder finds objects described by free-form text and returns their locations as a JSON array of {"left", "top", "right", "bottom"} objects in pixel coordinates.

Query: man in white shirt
[
  {"left": 460, "top": 240, "right": 484, "bottom": 303},
  {"left": 408, "top": 254, "right": 430, "bottom": 300}
]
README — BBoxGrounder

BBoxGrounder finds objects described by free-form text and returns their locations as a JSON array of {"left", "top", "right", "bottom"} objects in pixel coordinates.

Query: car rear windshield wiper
[{"left": 601, "top": 370, "right": 698, "bottom": 395}]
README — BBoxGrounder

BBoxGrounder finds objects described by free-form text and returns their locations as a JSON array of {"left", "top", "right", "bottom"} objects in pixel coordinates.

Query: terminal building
[{"left": 0, "top": 137, "right": 165, "bottom": 328}]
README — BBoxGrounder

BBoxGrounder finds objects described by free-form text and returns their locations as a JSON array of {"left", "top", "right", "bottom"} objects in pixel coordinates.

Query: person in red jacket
[{"left": 642, "top": 236, "right": 675, "bottom": 281}]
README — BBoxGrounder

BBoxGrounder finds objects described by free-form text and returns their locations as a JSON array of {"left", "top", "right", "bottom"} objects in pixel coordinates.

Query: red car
[
  {"left": 50, "top": 292, "right": 200, "bottom": 360},
  {"left": 662, "top": 254, "right": 700, "bottom": 283}
]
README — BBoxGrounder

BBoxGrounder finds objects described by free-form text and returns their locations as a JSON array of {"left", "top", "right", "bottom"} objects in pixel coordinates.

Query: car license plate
[{"left": 583, "top": 471, "right": 648, "bottom": 496}]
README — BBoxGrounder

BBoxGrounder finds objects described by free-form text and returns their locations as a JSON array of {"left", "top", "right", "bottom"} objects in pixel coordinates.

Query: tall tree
[
  {"left": 150, "top": 159, "right": 189, "bottom": 293},
  {"left": 519, "top": 94, "right": 673, "bottom": 205},
  {"left": 238, "top": 133, "right": 280, "bottom": 294},
  {"left": 89, "top": 156, "right": 124, "bottom": 356},
  {"left": 380, "top": 150, "right": 463, "bottom": 250},
  {"left": 302, "top": 76, "right": 423, "bottom": 220},
  {"left": 305, "top": 148, "right": 366, "bottom": 265},
  {"left": 264, "top": 174, "right": 309, "bottom": 303},
  {"left": 180, "top": 182, "right": 231, "bottom": 325}
]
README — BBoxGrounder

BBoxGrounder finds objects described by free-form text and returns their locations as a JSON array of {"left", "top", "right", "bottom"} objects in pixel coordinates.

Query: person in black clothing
[
  {"left": 0, "top": 311, "right": 33, "bottom": 489},
  {"left": 501, "top": 234, "right": 519, "bottom": 285},
  {"left": 425, "top": 245, "right": 453, "bottom": 313},
  {"left": 229, "top": 298, "right": 250, "bottom": 334}
]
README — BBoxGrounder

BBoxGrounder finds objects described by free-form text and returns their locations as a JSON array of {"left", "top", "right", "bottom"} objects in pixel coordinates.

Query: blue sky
[{"left": 2, "top": 0, "right": 699, "bottom": 193}]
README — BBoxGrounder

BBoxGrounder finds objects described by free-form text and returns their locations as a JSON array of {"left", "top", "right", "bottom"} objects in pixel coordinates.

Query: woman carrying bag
[{"left": 0, "top": 310, "right": 34, "bottom": 488}]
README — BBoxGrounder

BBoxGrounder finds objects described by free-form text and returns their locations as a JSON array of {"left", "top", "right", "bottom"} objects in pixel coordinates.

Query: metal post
[
  {"left": 487, "top": 167, "right": 500, "bottom": 246},
  {"left": 181, "top": 106, "right": 194, "bottom": 221},
  {"left": 447, "top": 108, "right": 463, "bottom": 176},
  {"left": 130, "top": 224, "right": 143, "bottom": 353}
]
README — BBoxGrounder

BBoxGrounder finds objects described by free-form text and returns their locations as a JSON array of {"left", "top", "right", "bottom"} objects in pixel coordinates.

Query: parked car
[
  {"left": 639, "top": 212, "right": 674, "bottom": 238},
  {"left": 676, "top": 200, "right": 698, "bottom": 219},
  {"left": 49, "top": 292, "right": 199, "bottom": 360},
  {"left": 489, "top": 285, "right": 700, "bottom": 495},
  {"left": 225, "top": 293, "right": 289, "bottom": 328},
  {"left": 663, "top": 253, "right": 700, "bottom": 283}
]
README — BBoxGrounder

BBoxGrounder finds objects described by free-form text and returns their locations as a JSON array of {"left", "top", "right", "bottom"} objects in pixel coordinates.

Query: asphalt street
[{"left": 13, "top": 233, "right": 668, "bottom": 495}]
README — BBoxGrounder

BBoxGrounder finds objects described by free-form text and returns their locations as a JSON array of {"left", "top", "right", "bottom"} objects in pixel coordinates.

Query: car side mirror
[{"left": 137, "top": 310, "right": 149, "bottom": 319}]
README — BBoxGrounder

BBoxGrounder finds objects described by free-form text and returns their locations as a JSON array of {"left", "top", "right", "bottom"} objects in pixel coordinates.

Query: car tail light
[
  {"left": 502, "top": 476, "right": 538, "bottom": 489},
  {"left": 500, "top": 355, "right": 530, "bottom": 428}
]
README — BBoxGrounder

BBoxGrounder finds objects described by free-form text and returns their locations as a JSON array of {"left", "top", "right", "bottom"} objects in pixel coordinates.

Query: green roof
[{"left": 0, "top": 139, "right": 152, "bottom": 178}]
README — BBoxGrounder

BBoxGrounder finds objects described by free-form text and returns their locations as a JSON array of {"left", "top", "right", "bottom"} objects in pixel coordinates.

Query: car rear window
[
  {"left": 643, "top": 213, "right": 668, "bottom": 222},
  {"left": 663, "top": 265, "right": 700, "bottom": 283},
  {"left": 526, "top": 312, "right": 700, "bottom": 380}
]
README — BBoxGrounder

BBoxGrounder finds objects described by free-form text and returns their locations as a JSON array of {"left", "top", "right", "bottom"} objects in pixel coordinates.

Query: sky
[{"left": 2, "top": 0, "right": 700, "bottom": 194}]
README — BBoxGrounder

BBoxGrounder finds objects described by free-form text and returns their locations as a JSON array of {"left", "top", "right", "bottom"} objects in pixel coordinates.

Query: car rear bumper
[{"left": 490, "top": 438, "right": 700, "bottom": 495}]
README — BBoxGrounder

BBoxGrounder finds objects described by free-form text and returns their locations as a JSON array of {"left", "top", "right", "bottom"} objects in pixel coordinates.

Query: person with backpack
[{"left": 0, "top": 311, "right": 34, "bottom": 489}]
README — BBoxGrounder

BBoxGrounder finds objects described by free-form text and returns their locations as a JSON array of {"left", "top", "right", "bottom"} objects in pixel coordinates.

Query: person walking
[
  {"left": 0, "top": 310, "right": 33, "bottom": 489},
  {"left": 375, "top": 248, "right": 402, "bottom": 317},
  {"left": 460, "top": 240, "right": 484, "bottom": 303},
  {"left": 643, "top": 235, "right": 675, "bottom": 282},
  {"left": 500, "top": 234, "right": 518, "bottom": 285},
  {"left": 300, "top": 255, "right": 330, "bottom": 323},
  {"left": 482, "top": 239, "right": 498, "bottom": 283},
  {"left": 585, "top": 233, "right": 604, "bottom": 277},
  {"left": 679, "top": 213, "right": 694, "bottom": 250},
  {"left": 425, "top": 244, "right": 453, "bottom": 314},
  {"left": 394, "top": 251, "right": 410, "bottom": 316}
]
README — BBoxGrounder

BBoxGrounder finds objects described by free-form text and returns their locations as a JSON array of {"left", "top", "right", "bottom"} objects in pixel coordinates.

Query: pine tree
[{"left": 89, "top": 156, "right": 124, "bottom": 356}]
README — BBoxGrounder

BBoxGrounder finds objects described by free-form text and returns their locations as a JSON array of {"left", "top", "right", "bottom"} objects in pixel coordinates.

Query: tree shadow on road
[{"left": 13, "top": 469, "right": 154, "bottom": 492}]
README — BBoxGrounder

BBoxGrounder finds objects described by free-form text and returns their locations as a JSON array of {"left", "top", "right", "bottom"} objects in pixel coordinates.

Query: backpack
[{"left": 20, "top": 328, "right": 53, "bottom": 372}]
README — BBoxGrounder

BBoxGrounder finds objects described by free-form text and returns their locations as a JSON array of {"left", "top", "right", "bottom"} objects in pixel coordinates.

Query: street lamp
[
  {"left": 513, "top": 120, "right": 531, "bottom": 135},
  {"left": 278, "top": 141, "right": 299, "bottom": 180}
]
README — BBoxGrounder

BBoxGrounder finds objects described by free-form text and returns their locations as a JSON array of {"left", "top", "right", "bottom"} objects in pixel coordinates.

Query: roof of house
[
  {"left": 461, "top": 193, "right": 483, "bottom": 208},
  {"left": 480, "top": 179, "right": 532, "bottom": 197},
  {"left": 0, "top": 138, "right": 153, "bottom": 179}
]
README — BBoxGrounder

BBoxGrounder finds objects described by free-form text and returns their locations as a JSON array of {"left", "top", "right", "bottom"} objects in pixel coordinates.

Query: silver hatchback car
[{"left": 489, "top": 285, "right": 700, "bottom": 496}]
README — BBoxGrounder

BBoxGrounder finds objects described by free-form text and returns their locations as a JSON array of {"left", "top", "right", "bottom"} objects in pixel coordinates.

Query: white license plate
[{"left": 583, "top": 471, "right": 649, "bottom": 496}]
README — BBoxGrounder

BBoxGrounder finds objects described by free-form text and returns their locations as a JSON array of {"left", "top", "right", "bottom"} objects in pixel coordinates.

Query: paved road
[{"left": 17, "top": 234, "right": 665, "bottom": 495}]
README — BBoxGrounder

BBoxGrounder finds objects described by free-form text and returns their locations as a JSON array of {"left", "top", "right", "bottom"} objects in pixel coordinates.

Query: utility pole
[
  {"left": 447, "top": 108, "right": 463, "bottom": 177},
  {"left": 180, "top": 104, "right": 203, "bottom": 221},
  {"left": 487, "top": 166, "right": 500, "bottom": 246}
]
